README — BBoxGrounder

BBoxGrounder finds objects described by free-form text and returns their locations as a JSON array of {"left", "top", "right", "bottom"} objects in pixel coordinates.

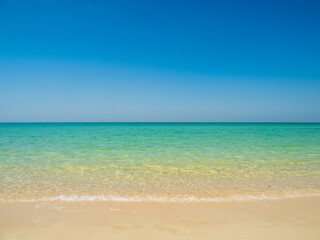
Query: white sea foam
[{"left": 1, "top": 192, "right": 320, "bottom": 203}]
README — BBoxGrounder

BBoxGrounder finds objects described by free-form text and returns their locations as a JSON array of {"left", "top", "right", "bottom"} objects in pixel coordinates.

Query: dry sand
[{"left": 1, "top": 197, "right": 319, "bottom": 240}]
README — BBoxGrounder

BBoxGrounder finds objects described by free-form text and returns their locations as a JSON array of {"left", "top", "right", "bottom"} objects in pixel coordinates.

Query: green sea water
[{"left": 0, "top": 123, "right": 319, "bottom": 202}]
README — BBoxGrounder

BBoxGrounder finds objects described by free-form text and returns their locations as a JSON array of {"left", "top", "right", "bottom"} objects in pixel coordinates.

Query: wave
[{"left": 1, "top": 192, "right": 320, "bottom": 203}]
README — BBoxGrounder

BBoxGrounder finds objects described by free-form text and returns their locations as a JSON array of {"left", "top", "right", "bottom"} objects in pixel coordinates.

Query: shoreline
[
  {"left": 1, "top": 192, "right": 320, "bottom": 203},
  {"left": 1, "top": 196, "right": 319, "bottom": 240}
]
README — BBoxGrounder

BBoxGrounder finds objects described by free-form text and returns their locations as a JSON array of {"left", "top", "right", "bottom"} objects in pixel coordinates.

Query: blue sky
[{"left": 0, "top": 0, "right": 320, "bottom": 122}]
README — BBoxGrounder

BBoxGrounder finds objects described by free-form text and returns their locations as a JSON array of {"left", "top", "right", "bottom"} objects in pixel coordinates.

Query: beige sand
[{"left": 0, "top": 197, "right": 320, "bottom": 240}]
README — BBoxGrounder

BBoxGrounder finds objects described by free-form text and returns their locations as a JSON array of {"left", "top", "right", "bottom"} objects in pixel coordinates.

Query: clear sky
[{"left": 0, "top": 0, "right": 320, "bottom": 122}]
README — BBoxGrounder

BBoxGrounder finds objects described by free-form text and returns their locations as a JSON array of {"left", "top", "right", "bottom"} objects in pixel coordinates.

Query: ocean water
[{"left": 0, "top": 123, "right": 319, "bottom": 202}]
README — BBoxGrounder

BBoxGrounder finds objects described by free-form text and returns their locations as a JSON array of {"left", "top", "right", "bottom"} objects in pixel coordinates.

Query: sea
[{"left": 0, "top": 123, "right": 319, "bottom": 202}]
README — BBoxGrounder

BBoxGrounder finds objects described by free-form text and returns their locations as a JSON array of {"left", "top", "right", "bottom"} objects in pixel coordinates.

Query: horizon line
[{"left": 1, "top": 121, "right": 320, "bottom": 124}]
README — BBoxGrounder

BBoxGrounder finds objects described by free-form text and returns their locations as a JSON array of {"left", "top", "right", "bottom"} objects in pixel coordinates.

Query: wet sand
[{"left": 1, "top": 197, "right": 319, "bottom": 240}]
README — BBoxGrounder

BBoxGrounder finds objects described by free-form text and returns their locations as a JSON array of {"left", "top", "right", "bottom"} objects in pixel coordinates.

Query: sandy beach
[{"left": 1, "top": 197, "right": 319, "bottom": 240}]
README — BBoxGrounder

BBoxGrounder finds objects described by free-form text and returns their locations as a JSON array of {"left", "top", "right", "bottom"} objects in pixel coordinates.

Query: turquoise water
[{"left": 0, "top": 123, "right": 319, "bottom": 202}]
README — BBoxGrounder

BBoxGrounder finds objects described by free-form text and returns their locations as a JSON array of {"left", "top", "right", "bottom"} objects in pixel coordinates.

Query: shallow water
[{"left": 0, "top": 123, "right": 319, "bottom": 202}]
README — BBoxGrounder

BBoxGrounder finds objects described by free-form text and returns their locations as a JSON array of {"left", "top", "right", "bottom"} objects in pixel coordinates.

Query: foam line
[{"left": 1, "top": 192, "right": 320, "bottom": 203}]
